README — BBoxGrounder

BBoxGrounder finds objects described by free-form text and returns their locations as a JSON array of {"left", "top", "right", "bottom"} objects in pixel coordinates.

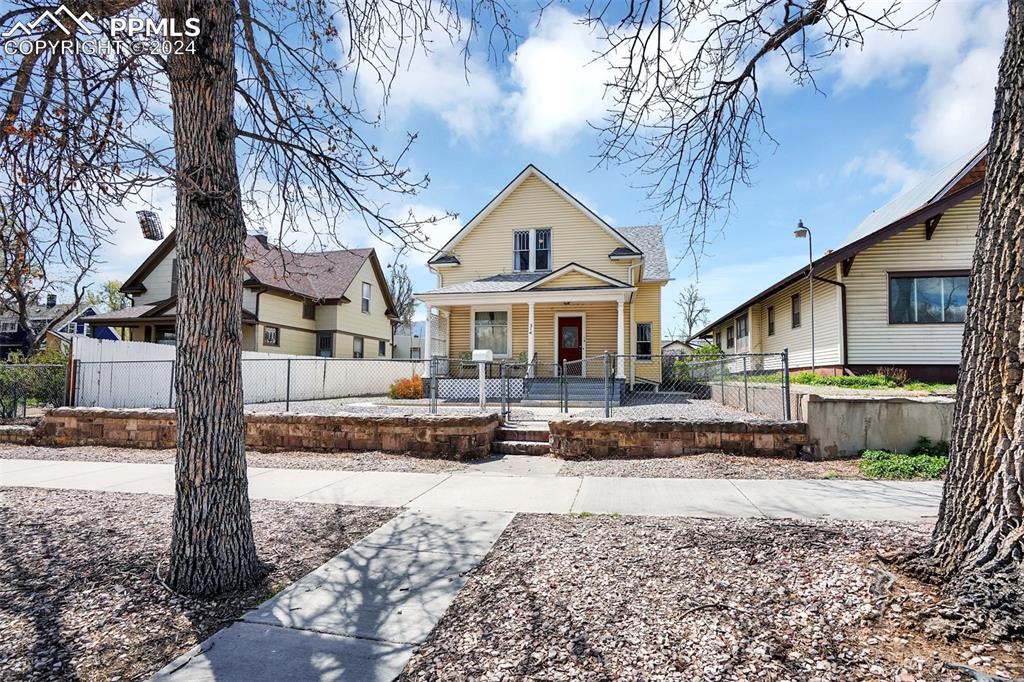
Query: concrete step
[
  {"left": 496, "top": 426, "right": 550, "bottom": 443},
  {"left": 491, "top": 440, "right": 551, "bottom": 456}
]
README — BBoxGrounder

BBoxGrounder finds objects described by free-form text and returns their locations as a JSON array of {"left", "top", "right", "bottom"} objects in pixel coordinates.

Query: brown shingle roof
[{"left": 243, "top": 236, "right": 374, "bottom": 301}]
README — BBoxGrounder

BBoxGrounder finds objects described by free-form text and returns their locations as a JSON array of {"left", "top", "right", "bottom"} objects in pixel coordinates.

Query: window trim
[
  {"left": 635, "top": 321, "right": 653, "bottom": 361},
  {"left": 361, "top": 282, "right": 371, "bottom": 314},
  {"left": 767, "top": 306, "right": 775, "bottom": 336},
  {"left": 470, "top": 305, "right": 512, "bottom": 357},
  {"left": 512, "top": 227, "right": 553, "bottom": 273},
  {"left": 791, "top": 293, "right": 802, "bottom": 329},
  {"left": 887, "top": 269, "right": 970, "bottom": 325},
  {"left": 263, "top": 325, "right": 280, "bottom": 347}
]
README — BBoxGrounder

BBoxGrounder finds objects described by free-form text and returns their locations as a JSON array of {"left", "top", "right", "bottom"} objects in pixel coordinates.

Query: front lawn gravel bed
[
  {"left": 399, "top": 515, "right": 1022, "bottom": 681},
  {"left": 558, "top": 453, "right": 865, "bottom": 479},
  {"left": 0, "top": 444, "right": 471, "bottom": 473},
  {"left": 0, "top": 487, "right": 395, "bottom": 681}
]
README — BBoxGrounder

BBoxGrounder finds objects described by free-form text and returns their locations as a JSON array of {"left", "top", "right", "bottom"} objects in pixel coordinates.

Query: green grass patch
[
  {"left": 748, "top": 371, "right": 953, "bottom": 393},
  {"left": 858, "top": 437, "right": 949, "bottom": 479}
]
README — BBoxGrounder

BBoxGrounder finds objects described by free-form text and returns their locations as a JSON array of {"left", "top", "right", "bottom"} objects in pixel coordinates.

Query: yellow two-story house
[{"left": 416, "top": 165, "right": 669, "bottom": 385}]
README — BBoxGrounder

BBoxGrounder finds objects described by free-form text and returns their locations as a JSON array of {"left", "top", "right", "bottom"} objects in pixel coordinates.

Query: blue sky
[{"left": 98, "top": 1, "right": 1005, "bottom": 335}]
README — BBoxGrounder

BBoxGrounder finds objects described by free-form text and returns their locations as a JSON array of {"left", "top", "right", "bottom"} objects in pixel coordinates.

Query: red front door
[{"left": 558, "top": 316, "right": 583, "bottom": 375}]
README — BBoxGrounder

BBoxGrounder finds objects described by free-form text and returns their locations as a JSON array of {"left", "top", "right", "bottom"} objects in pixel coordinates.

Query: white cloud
[
  {"left": 832, "top": 0, "right": 1004, "bottom": 164},
  {"left": 842, "top": 151, "right": 925, "bottom": 195},
  {"left": 508, "top": 8, "right": 609, "bottom": 148}
]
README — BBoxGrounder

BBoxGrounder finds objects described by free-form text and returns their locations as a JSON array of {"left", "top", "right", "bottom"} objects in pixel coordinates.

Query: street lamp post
[{"left": 794, "top": 220, "right": 815, "bottom": 373}]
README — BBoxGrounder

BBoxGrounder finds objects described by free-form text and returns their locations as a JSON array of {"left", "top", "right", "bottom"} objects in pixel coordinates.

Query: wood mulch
[
  {"left": 0, "top": 487, "right": 395, "bottom": 681},
  {"left": 399, "top": 515, "right": 1022, "bottom": 681}
]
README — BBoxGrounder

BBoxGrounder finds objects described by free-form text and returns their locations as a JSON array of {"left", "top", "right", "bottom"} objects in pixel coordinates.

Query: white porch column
[
  {"left": 616, "top": 298, "right": 625, "bottom": 377},
  {"left": 527, "top": 302, "right": 535, "bottom": 377},
  {"left": 423, "top": 306, "right": 432, "bottom": 377}
]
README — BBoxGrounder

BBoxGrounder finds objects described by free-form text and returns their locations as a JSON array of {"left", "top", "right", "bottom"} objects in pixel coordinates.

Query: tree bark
[
  {"left": 903, "top": 0, "right": 1024, "bottom": 640},
  {"left": 160, "top": 0, "right": 262, "bottom": 595}
]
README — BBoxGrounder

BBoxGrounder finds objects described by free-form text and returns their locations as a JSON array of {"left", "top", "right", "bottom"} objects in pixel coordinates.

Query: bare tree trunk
[
  {"left": 161, "top": 0, "right": 262, "bottom": 595},
  {"left": 901, "top": 0, "right": 1024, "bottom": 640}
]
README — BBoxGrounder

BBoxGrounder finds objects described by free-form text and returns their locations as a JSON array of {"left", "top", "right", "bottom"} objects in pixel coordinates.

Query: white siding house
[{"left": 693, "top": 146, "right": 985, "bottom": 383}]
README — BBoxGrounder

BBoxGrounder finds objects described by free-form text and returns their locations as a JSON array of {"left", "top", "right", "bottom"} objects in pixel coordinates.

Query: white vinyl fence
[{"left": 72, "top": 337, "right": 426, "bottom": 409}]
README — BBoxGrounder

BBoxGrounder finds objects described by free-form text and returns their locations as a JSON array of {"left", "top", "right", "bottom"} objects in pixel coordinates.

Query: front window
[
  {"left": 636, "top": 322, "right": 652, "bottom": 360},
  {"left": 791, "top": 294, "right": 801, "bottom": 328},
  {"left": 726, "top": 325, "right": 735, "bottom": 349},
  {"left": 361, "top": 283, "right": 371, "bottom": 313},
  {"left": 473, "top": 310, "right": 509, "bottom": 355},
  {"left": 513, "top": 231, "right": 530, "bottom": 271},
  {"left": 535, "top": 229, "right": 551, "bottom": 271},
  {"left": 155, "top": 325, "right": 176, "bottom": 345},
  {"left": 889, "top": 273, "right": 969, "bottom": 324},
  {"left": 353, "top": 336, "right": 364, "bottom": 358},
  {"left": 263, "top": 326, "right": 279, "bottom": 346}
]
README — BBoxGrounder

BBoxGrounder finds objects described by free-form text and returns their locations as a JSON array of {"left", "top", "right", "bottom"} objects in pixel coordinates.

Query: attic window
[{"left": 361, "top": 283, "right": 371, "bottom": 313}]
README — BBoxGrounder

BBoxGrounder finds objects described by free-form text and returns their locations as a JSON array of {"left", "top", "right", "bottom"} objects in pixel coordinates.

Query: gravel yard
[
  {"left": 0, "top": 444, "right": 472, "bottom": 473},
  {"left": 559, "top": 453, "right": 866, "bottom": 479},
  {"left": 0, "top": 487, "right": 395, "bottom": 681},
  {"left": 399, "top": 515, "right": 1022, "bottom": 681}
]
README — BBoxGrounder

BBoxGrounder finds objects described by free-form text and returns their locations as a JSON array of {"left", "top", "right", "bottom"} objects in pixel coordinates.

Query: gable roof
[
  {"left": 428, "top": 165, "right": 640, "bottom": 265},
  {"left": 690, "top": 146, "right": 986, "bottom": 341},
  {"left": 520, "top": 263, "right": 632, "bottom": 290},
  {"left": 417, "top": 262, "right": 635, "bottom": 296},
  {"left": 121, "top": 231, "right": 397, "bottom": 315},
  {"left": 619, "top": 225, "right": 670, "bottom": 281}
]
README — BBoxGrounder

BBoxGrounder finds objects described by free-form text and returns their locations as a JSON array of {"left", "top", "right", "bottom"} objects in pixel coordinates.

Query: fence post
[
  {"left": 285, "top": 358, "right": 292, "bottom": 412},
  {"left": 743, "top": 356, "right": 749, "bottom": 412},
  {"left": 429, "top": 357, "right": 438, "bottom": 414},
  {"left": 603, "top": 352, "right": 611, "bottom": 418},
  {"left": 168, "top": 360, "right": 175, "bottom": 409},
  {"left": 719, "top": 358, "right": 725, "bottom": 405},
  {"left": 73, "top": 359, "right": 81, "bottom": 407},
  {"left": 782, "top": 349, "right": 791, "bottom": 420}
]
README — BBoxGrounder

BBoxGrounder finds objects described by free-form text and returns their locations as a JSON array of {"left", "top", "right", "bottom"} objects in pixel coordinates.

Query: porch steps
[
  {"left": 522, "top": 378, "right": 622, "bottom": 403},
  {"left": 492, "top": 421, "right": 551, "bottom": 456}
]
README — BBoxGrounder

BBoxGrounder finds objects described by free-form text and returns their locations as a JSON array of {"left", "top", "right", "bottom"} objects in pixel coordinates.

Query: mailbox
[{"left": 471, "top": 349, "right": 493, "bottom": 363}]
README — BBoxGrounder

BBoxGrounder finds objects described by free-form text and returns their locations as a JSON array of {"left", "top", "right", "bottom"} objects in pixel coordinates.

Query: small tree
[
  {"left": 387, "top": 247, "right": 417, "bottom": 329},
  {"left": 675, "top": 284, "right": 710, "bottom": 340},
  {"left": 85, "top": 280, "right": 129, "bottom": 313}
]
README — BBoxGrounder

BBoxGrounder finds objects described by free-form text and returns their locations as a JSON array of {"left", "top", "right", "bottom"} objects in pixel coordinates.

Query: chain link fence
[{"left": 0, "top": 363, "right": 68, "bottom": 423}]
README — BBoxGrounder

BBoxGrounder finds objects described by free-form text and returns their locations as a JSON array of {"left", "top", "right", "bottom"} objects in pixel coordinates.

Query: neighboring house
[
  {"left": 86, "top": 232, "right": 399, "bottom": 358},
  {"left": 0, "top": 296, "right": 103, "bottom": 359},
  {"left": 393, "top": 321, "right": 424, "bottom": 359},
  {"left": 692, "top": 145, "right": 986, "bottom": 383},
  {"left": 416, "top": 165, "right": 670, "bottom": 383},
  {"left": 661, "top": 339, "right": 697, "bottom": 355}
]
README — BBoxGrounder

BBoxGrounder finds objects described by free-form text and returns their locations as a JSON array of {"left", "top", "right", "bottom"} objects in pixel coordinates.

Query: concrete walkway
[
  {"left": 152, "top": 508, "right": 515, "bottom": 681},
  {"left": 0, "top": 457, "right": 942, "bottom": 521}
]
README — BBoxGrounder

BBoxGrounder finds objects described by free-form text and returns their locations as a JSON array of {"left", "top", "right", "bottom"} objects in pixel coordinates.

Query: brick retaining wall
[
  {"left": 26, "top": 408, "right": 499, "bottom": 460},
  {"left": 549, "top": 419, "right": 808, "bottom": 459}
]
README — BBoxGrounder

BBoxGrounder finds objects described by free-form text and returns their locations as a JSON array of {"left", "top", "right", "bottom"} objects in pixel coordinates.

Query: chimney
[
  {"left": 250, "top": 226, "right": 269, "bottom": 248},
  {"left": 46, "top": 294, "right": 57, "bottom": 308}
]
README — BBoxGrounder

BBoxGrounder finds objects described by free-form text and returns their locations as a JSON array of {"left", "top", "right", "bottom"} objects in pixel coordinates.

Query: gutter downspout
[{"left": 811, "top": 273, "right": 848, "bottom": 370}]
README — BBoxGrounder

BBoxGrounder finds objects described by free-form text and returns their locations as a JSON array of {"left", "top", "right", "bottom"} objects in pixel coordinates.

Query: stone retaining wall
[
  {"left": 24, "top": 408, "right": 499, "bottom": 460},
  {"left": 549, "top": 419, "right": 808, "bottom": 459}
]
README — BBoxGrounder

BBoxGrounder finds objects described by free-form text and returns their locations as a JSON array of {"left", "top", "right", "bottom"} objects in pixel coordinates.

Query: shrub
[
  {"left": 388, "top": 375, "right": 424, "bottom": 400},
  {"left": 858, "top": 448, "right": 948, "bottom": 479},
  {"left": 910, "top": 436, "right": 949, "bottom": 457},
  {"left": 876, "top": 366, "right": 909, "bottom": 386}
]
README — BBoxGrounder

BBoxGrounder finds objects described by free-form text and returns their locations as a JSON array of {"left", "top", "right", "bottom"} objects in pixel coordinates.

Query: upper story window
[
  {"left": 767, "top": 306, "right": 775, "bottom": 336},
  {"left": 302, "top": 301, "right": 316, "bottom": 320},
  {"left": 361, "top": 282, "right": 371, "bottom": 313},
  {"left": 889, "top": 272, "right": 969, "bottom": 324},
  {"left": 512, "top": 228, "right": 552, "bottom": 272},
  {"left": 171, "top": 258, "right": 178, "bottom": 297},
  {"left": 726, "top": 325, "right": 735, "bottom": 349},
  {"left": 791, "top": 293, "right": 801, "bottom": 328}
]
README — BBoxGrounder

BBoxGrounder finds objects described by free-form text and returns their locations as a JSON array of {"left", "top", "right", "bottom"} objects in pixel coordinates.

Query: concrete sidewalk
[
  {"left": 152, "top": 508, "right": 515, "bottom": 681},
  {"left": 0, "top": 457, "right": 942, "bottom": 521}
]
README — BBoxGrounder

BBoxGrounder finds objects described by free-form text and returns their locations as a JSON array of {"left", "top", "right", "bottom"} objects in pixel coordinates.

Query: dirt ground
[
  {"left": 399, "top": 515, "right": 1022, "bottom": 682},
  {"left": 0, "top": 487, "right": 395, "bottom": 681},
  {"left": 0, "top": 444, "right": 874, "bottom": 480}
]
